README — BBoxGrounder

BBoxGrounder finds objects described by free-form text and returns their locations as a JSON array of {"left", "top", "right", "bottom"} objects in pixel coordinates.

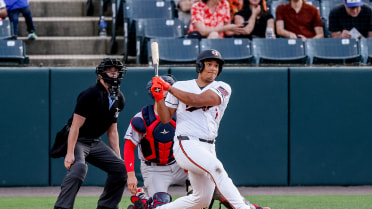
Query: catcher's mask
[
  {"left": 96, "top": 58, "right": 126, "bottom": 99},
  {"left": 146, "top": 75, "right": 175, "bottom": 100},
  {"left": 195, "top": 49, "right": 224, "bottom": 76}
]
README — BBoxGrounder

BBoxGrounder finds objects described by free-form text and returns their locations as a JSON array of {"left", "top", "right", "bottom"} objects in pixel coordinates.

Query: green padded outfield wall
[
  {"left": 2, "top": 67, "right": 372, "bottom": 186},
  {"left": 0, "top": 69, "right": 49, "bottom": 186},
  {"left": 170, "top": 67, "right": 289, "bottom": 186},
  {"left": 289, "top": 67, "right": 372, "bottom": 185}
]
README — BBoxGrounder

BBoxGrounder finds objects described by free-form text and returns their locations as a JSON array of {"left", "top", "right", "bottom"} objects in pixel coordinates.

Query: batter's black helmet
[
  {"left": 146, "top": 75, "right": 175, "bottom": 100},
  {"left": 196, "top": 49, "right": 224, "bottom": 76},
  {"left": 96, "top": 58, "right": 126, "bottom": 86}
]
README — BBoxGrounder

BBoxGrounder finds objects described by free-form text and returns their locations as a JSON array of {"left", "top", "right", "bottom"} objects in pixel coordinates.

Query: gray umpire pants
[{"left": 54, "top": 138, "right": 127, "bottom": 209}]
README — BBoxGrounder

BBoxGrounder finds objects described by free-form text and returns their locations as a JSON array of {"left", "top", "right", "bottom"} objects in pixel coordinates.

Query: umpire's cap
[
  {"left": 196, "top": 49, "right": 224, "bottom": 76},
  {"left": 146, "top": 75, "right": 176, "bottom": 100}
]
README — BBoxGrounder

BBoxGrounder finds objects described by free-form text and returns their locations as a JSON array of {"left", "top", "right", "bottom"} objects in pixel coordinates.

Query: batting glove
[
  {"left": 152, "top": 76, "right": 170, "bottom": 91},
  {"left": 151, "top": 83, "right": 164, "bottom": 101}
]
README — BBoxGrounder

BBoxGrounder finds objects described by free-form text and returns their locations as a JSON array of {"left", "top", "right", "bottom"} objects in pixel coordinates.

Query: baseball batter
[
  {"left": 123, "top": 76, "right": 189, "bottom": 198},
  {"left": 146, "top": 49, "right": 270, "bottom": 209}
]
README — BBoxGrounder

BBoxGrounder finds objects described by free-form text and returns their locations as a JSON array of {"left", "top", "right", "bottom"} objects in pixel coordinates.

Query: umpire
[{"left": 54, "top": 58, "right": 127, "bottom": 209}]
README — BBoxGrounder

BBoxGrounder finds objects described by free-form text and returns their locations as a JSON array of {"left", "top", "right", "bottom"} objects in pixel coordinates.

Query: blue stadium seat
[
  {"left": 0, "top": 40, "right": 29, "bottom": 65},
  {"left": 251, "top": 38, "right": 307, "bottom": 65},
  {"left": 148, "top": 38, "right": 199, "bottom": 64},
  {"left": 135, "top": 18, "right": 186, "bottom": 64},
  {"left": 199, "top": 38, "right": 253, "bottom": 64},
  {"left": 320, "top": 0, "right": 342, "bottom": 37},
  {"left": 123, "top": 0, "right": 176, "bottom": 56},
  {"left": 0, "top": 19, "right": 12, "bottom": 40},
  {"left": 305, "top": 38, "right": 362, "bottom": 65},
  {"left": 360, "top": 38, "right": 372, "bottom": 64},
  {"left": 268, "top": 0, "right": 287, "bottom": 19},
  {"left": 306, "top": 0, "right": 320, "bottom": 10}
]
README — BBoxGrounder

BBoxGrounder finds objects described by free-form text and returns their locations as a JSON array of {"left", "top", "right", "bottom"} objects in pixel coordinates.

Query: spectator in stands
[
  {"left": 229, "top": 0, "right": 243, "bottom": 19},
  {"left": 4, "top": 0, "right": 37, "bottom": 40},
  {"left": 233, "top": 0, "right": 275, "bottom": 39},
  {"left": 275, "top": 0, "right": 323, "bottom": 41},
  {"left": 174, "top": 0, "right": 200, "bottom": 25},
  {"left": 329, "top": 0, "right": 372, "bottom": 38},
  {"left": 187, "top": 0, "right": 242, "bottom": 39},
  {"left": 0, "top": 0, "right": 7, "bottom": 19}
]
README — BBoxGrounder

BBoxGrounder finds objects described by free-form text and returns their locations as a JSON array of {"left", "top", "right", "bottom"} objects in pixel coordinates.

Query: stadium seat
[
  {"left": 268, "top": 0, "right": 287, "bottom": 19},
  {"left": 0, "top": 40, "right": 29, "bottom": 65},
  {"left": 320, "top": 0, "right": 342, "bottom": 37},
  {"left": 148, "top": 38, "right": 199, "bottom": 64},
  {"left": 123, "top": 0, "right": 176, "bottom": 56},
  {"left": 199, "top": 38, "right": 253, "bottom": 64},
  {"left": 134, "top": 18, "right": 186, "bottom": 64},
  {"left": 306, "top": 0, "right": 320, "bottom": 9},
  {"left": 251, "top": 38, "right": 307, "bottom": 65},
  {"left": 0, "top": 19, "right": 12, "bottom": 40},
  {"left": 305, "top": 38, "right": 362, "bottom": 65},
  {"left": 360, "top": 38, "right": 372, "bottom": 64}
]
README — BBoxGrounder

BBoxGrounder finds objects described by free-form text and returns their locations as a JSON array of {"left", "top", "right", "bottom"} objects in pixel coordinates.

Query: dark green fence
[{"left": 1, "top": 67, "right": 372, "bottom": 186}]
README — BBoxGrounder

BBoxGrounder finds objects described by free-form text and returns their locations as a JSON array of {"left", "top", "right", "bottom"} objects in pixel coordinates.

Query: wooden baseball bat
[{"left": 151, "top": 42, "right": 159, "bottom": 77}]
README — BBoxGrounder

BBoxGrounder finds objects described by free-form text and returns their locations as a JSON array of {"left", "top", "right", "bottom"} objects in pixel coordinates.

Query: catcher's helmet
[
  {"left": 96, "top": 58, "right": 126, "bottom": 86},
  {"left": 196, "top": 49, "right": 224, "bottom": 76},
  {"left": 146, "top": 75, "right": 175, "bottom": 100}
]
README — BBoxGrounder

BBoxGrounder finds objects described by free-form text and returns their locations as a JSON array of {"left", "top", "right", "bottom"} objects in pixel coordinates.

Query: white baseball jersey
[
  {"left": 157, "top": 79, "right": 253, "bottom": 209},
  {"left": 165, "top": 79, "right": 231, "bottom": 140}
]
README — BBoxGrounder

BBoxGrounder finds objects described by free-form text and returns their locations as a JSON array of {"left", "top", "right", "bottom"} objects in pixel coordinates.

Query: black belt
[
  {"left": 144, "top": 161, "right": 175, "bottom": 166},
  {"left": 177, "top": 135, "right": 215, "bottom": 144}
]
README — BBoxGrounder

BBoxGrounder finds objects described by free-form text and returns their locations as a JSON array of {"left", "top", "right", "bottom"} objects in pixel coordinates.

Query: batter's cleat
[
  {"left": 253, "top": 204, "right": 270, "bottom": 209},
  {"left": 127, "top": 205, "right": 134, "bottom": 209}
]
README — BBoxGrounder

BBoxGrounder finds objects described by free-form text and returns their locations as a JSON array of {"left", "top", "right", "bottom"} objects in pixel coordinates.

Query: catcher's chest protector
[{"left": 135, "top": 105, "right": 176, "bottom": 164}]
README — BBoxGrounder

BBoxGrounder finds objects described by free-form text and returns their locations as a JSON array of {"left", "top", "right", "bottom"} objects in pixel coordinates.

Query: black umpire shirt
[{"left": 74, "top": 81, "right": 125, "bottom": 139}]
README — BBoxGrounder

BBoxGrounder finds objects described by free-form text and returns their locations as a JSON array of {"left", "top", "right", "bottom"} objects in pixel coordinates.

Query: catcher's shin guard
[{"left": 151, "top": 192, "right": 172, "bottom": 208}]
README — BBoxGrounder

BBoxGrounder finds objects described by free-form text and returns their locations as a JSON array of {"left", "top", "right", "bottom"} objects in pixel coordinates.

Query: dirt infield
[{"left": 1, "top": 186, "right": 372, "bottom": 197}]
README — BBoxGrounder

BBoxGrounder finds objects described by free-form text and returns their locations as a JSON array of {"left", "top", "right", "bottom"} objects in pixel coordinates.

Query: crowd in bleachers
[
  {"left": 123, "top": 0, "right": 372, "bottom": 66},
  {"left": 0, "top": 0, "right": 372, "bottom": 66}
]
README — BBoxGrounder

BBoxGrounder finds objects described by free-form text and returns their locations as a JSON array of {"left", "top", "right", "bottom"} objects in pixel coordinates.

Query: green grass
[{"left": 0, "top": 195, "right": 371, "bottom": 209}]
